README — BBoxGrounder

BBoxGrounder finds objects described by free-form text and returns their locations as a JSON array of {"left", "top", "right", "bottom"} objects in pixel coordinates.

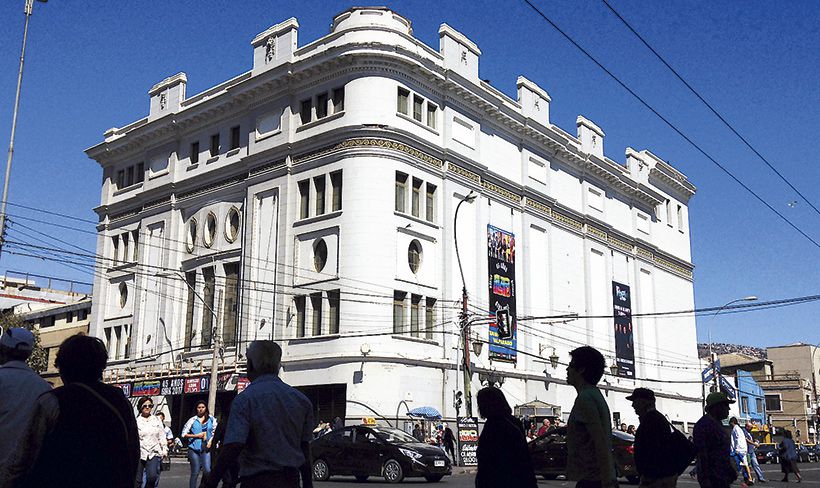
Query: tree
[{"left": 0, "top": 311, "right": 48, "bottom": 373}]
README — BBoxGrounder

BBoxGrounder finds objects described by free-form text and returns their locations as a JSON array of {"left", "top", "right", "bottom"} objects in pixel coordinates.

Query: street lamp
[
  {"left": 454, "top": 190, "right": 477, "bottom": 417},
  {"left": 0, "top": 0, "right": 48, "bottom": 257},
  {"left": 709, "top": 296, "right": 757, "bottom": 392}
]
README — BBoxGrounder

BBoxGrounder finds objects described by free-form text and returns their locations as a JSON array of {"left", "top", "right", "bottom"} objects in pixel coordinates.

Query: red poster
[{"left": 185, "top": 377, "right": 202, "bottom": 393}]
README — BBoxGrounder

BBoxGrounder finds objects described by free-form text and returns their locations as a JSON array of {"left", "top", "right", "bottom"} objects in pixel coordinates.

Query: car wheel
[
  {"left": 542, "top": 474, "right": 558, "bottom": 480},
  {"left": 383, "top": 459, "right": 404, "bottom": 483},
  {"left": 312, "top": 459, "right": 330, "bottom": 481},
  {"left": 626, "top": 476, "right": 641, "bottom": 485},
  {"left": 425, "top": 475, "right": 444, "bottom": 482},
  {"left": 355, "top": 475, "right": 369, "bottom": 482}
]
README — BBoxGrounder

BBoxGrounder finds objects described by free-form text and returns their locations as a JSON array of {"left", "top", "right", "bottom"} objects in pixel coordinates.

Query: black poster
[
  {"left": 612, "top": 281, "right": 635, "bottom": 379},
  {"left": 487, "top": 225, "right": 517, "bottom": 363},
  {"left": 457, "top": 416, "right": 479, "bottom": 467}
]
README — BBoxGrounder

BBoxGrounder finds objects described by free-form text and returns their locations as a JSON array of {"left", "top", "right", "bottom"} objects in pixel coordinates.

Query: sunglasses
[{"left": 142, "top": 404, "right": 154, "bottom": 409}]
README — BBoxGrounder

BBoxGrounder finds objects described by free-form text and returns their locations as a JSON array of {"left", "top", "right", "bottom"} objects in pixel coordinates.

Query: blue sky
[{"left": 0, "top": 1, "right": 817, "bottom": 349}]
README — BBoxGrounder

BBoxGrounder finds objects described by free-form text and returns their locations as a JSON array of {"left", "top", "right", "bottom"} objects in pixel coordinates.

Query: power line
[
  {"left": 600, "top": 0, "right": 820, "bottom": 218},
  {"left": 520, "top": 0, "right": 820, "bottom": 250}
]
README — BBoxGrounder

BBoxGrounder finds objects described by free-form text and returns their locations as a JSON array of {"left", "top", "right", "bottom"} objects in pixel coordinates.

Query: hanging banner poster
[
  {"left": 457, "top": 416, "right": 479, "bottom": 467},
  {"left": 612, "top": 281, "right": 635, "bottom": 378},
  {"left": 487, "top": 225, "right": 517, "bottom": 363},
  {"left": 161, "top": 378, "right": 184, "bottom": 396},
  {"left": 132, "top": 380, "right": 161, "bottom": 397},
  {"left": 113, "top": 382, "right": 132, "bottom": 397}
]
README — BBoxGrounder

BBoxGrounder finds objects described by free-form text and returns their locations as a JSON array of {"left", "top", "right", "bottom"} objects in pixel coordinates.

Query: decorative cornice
[
  {"left": 551, "top": 211, "right": 584, "bottom": 231},
  {"left": 481, "top": 180, "right": 521, "bottom": 203},
  {"left": 586, "top": 225, "right": 607, "bottom": 242},
  {"left": 447, "top": 162, "right": 480, "bottom": 183},
  {"left": 524, "top": 198, "right": 552, "bottom": 217},
  {"left": 177, "top": 174, "right": 246, "bottom": 201},
  {"left": 294, "top": 137, "right": 443, "bottom": 169}
]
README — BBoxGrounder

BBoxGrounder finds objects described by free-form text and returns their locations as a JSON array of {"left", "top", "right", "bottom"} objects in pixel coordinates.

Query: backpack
[{"left": 667, "top": 423, "right": 697, "bottom": 475}]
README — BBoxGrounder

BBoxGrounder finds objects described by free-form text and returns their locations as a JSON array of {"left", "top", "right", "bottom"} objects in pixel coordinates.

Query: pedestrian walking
[
  {"left": 778, "top": 430, "right": 801, "bottom": 483},
  {"left": 204, "top": 340, "right": 314, "bottom": 488},
  {"left": 744, "top": 422, "right": 766, "bottom": 483},
  {"left": 474, "top": 387, "right": 537, "bottom": 488},
  {"left": 182, "top": 401, "right": 217, "bottom": 488},
  {"left": 211, "top": 409, "right": 239, "bottom": 488},
  {"left": 0, "top": 333, "right": 139, "bottom": 488},
  {"left": 537, "top": 418, "right": 552, "bottom": 437},
  {"left": 442, "top": 423, "right": 456, "bottom": 465},
  {"left": 693, "top": 392, "right": 737, "bottom": 488},
  {"left": 565, "top": 346, "right": 617, "bottom": 488},
  {"left": 412, "top": 423, "right": 424, "bottom": 442},
  {"left": 157, "top": 412, "right": 174, "bottom": 451},
  {"left": 136, "top": 397, "right": 168, "bottom": 488},
  {"left": 729, "top": 417, "right": 753, "bottom": 486},
  {"left": 628, "top": 388, "right": 680, "bottom": 488},
  {"left": 0, "top": 328, "right": 51, "bottom": 473}
]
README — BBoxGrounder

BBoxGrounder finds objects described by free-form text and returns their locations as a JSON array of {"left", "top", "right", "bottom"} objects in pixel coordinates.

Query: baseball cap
[
  {"left": 0, "top": 327, "right": 35, "bottom": 352},
  {"left": 625, "top": 387, "right": 655, "bottom": 401},
  {"left": 705, "top": 391, "right": 734, "bottom": 408}
]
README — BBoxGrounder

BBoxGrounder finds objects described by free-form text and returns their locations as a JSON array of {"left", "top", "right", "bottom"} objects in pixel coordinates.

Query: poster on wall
[
  {"left": 457, "top": 416, "right": 479, "bottom": 467},
  {"left": 612, "top": 281, "right": 635, "bottom": 378},
  {"left": 487, "top": 225, "right": 517, "bottom": 363}
]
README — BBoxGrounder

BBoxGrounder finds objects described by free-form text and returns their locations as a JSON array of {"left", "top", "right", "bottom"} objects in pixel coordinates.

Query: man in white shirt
[
  {"left": 0, "top": 328, "right": 51, "bottom": 472},
  {"left": 729, "top": 417, "right": 753, "bottom": 487}
]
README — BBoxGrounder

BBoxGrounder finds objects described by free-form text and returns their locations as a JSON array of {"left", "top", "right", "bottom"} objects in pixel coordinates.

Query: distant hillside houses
[{"left": 697, "top": 343, "right": 767, "bottom": 360}]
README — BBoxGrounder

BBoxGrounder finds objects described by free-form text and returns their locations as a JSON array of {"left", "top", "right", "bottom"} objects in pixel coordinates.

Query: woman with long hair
[
  {"left": 181, "top": 400, "right": 217, "bottom": 488},
  {"left": 779, "top": 430, "right": 802, "bottom": 483},
  {"left": 135, "top": 397, "right": 167, "bottom": 487},
  {"left": 474, "top": 387, "right": 537, "bottom": 488}
]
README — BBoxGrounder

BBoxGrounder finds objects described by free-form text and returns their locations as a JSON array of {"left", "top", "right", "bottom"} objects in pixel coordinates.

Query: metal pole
[
  {"left": 711, "top": 296, "right": 757, "bottom": 393},
  {"left": 1, "top": 0, "right": 38, "bottom": 257},
  {"left": 207, "top": 290, "right": 223, "bottom": 414},
  {"left": 454, "top": 191, "right": 475, "bottom": 418}
]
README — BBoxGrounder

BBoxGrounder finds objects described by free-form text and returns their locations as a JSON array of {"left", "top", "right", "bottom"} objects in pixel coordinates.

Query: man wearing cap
[
  {"left": 0, "top": 327, "right": 51, "bottom": 472},
  {"left": 628, "top": 388, "right": 678, "bottom": 488},
  {"left": 693, "top": 392, "right": 737, "bottom": 488}
]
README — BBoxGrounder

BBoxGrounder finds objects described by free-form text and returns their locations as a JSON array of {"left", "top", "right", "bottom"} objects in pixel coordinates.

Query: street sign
[
  {"left": 719, "top": 375, "right": 736, "bottom": 399},
  {"left": 702, "top": 366, "right": 715, "bottom": 383},
  {"left": 714, "top": 359, "right": 721, "bottom": 373}
]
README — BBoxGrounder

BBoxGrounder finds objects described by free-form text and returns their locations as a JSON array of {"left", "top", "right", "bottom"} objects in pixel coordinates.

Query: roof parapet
[
  {"left": 148, "top": 72, "right": 187, "bottom": 122},
  {"left": 251, "top": 17, "right": 299, "bottom": 76},
  {"left": 439, "top": 23, "right": 480, "bottom": 83}
]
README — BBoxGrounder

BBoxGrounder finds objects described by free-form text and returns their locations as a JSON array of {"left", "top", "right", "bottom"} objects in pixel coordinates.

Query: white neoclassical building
[{"left": 87, "top": 7, "right": 701, "bottom": 432}]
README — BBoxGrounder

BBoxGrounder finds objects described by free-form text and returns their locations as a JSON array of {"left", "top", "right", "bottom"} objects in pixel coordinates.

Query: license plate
[{"left": 434, "top": 460, "right": 445, "bottom": 467}]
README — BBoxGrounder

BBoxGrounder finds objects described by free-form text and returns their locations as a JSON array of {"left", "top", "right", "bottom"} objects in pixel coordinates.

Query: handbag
[
  {"left": 667, "top": 423, "right": 697, "bottom": 475},
  {"left": 160, "top": 455, "right": 171, "bottom": 472}
]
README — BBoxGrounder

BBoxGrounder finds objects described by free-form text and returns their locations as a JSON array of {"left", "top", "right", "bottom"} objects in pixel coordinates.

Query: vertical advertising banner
[
  {"left": 487, "top": 225, "right": 517, "bottom": 363},
  {"left": 612, "top": 281, "right": 635, "bottom": 378},
  {"left": 457, "top": 416, "right": 479, "bottom": 467}
]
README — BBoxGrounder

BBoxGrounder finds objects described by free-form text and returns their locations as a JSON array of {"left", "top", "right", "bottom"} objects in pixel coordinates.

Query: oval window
[
  {"left": 119, "top": 282, "right": 128, "bottom": 308},
  {"left": 186, "top": 219, "right": 197, "bottom": 253},
  {"left": 225, "top": 207, "right": 241, "bottom": 243},
  {"left": 313, "top": 238, "right": 328, "bottom": 272},
  {"left": 408, "top": 240, "right": 422, "bottom": 274},
  {"left": 204, "top": 212, "right": 217, "bottom": 248}
]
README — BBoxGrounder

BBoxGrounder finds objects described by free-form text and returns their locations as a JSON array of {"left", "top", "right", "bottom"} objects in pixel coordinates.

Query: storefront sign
[
  {"left": 457, "top": 416, "right": 479, "bottom": 467},
  {"left": 161, "top": 378, "right": 184, "bottom": 396},
  {"left": 132, "top": 380, "right": 161, "bottom": 397},
  {"left": 487, "top": 225, "right": 517, "bottom": 363},
  {"left": 184, "top": 376, "right": 210, "bottom": 393},
  {"left": 612, "top": 281, "right": 635, "bottom": 379},
  {"left": 113, "top": 383, "right": 132, "bottom": 397},
  {"left": 236, "top": 376, "right": 251, "bottom": 393}
]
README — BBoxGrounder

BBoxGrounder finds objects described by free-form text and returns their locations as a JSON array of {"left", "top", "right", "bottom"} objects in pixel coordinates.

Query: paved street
[{"left": 158, "top": 459, "right": 820, "bottom": 487}]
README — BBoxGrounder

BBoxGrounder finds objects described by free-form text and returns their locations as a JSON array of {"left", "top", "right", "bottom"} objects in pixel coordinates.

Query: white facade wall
[{"left": 87, "top": 7, "right": 701, "bottom": 428}]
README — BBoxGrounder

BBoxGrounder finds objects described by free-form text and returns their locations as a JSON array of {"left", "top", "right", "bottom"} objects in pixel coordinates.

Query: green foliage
[{"left": 0, "top": 312, "right": 48, "bottom": 373}]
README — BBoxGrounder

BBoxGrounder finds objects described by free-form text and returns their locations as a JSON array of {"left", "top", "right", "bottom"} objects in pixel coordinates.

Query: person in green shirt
[{"left": 566, "top": 346, "right": 617, "bottom": 488}]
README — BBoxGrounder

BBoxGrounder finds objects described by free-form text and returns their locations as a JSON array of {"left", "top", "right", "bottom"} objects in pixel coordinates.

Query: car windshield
[
  {"left": 371, "top": 427, "right": 420, "bottom": 444},
  {"left": 612, "top": 430, "right": 635, "bottom": 441}
]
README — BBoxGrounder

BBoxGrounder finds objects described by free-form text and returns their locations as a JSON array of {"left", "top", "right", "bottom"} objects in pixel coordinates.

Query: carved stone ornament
[
  {"left": 159, "top": 93, "right": 167, "bottom": 110},
  {"left": 592, "top": 134, "right": 597, "bottom": 147},
  {"left": 460, "top": 50, "right": 467, "bottom": 64},
  {"left": 265, "top": 36, "right": 276, "bottom": 64},
  {"left": 533, "top": 99, "right": 540, "bottom": 111}
]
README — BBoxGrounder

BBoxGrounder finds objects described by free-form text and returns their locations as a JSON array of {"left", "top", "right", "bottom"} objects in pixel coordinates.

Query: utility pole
[
  {"left": 207, "top": 290, "right": 223, "bottom": 414},
  {"left": 454, "top": 190, "right": 476, "bottom": 417},
  {"left": 0, "top": 0, "right": 47, "bottom": 257}
]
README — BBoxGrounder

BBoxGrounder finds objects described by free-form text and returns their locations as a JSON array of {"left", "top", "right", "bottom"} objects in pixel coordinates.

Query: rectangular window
[
  {"left": 78, "top": 308, "right": 88, "bottom": 321},
  {"left": 413, "top": 95, "right": 423, "bottom": 122},
  {"left": 665, "top": 200, "right": 673, "bottom": 224},
  {"left": 222, "top": 262, "right": 239, "bottom": 348},
  {"left": 425, "top": 184, "right": 436, "bottom": 223},
  {"left": 677, "top": 205, "right": 684, "bottom": 229},
  {"left": 426, "top": 102, "right": 438, "bottom": 130},
  {"left": 104, "top": 328, "right": 112, "bottom": 357},
  {"left": 332, "top": 87, "right": 345, "bottom": 113},
  {"left": 66, "top": 311, "right": 73, "bottom": 323},
  {"left": 191, "top": 141, "right": 200, "bottom": 164},
  {"left": 114, "top": 326, "right": 122, "bottom": 360},
  {"left": 765, "top": 394, "right": 782, "bottom": 412},
  {"left": 230, "top": 125, "right": 240, "bottom": 150},
  {"left": 314, "top": 176, "right": 326, "bottom": 216},
  {"left": 410, "top": 294, "right": 421, "bottom": 337},
  {"left": 741, "top": 396, "right": 749, "bottom": 414},
  {"left": 300, "top": 99, "right": 312, "bottom": 124},
  {"left": 395, "top": 172, "right": 407, "bottom": 213},
  {"left": 755, "top": 398, "right": 763, "bottom": 412},
  {"left": 397, "top": 88, "right": 409, "bottom": 115},
  {"left": 425, "top": 297, "right": 436, "bottom": 340},
  {"left": 311, "top": 293, "right": 323, "bottom": 336},
  {"left": 121, "top": 233, "right": 130, "bottom": 262},
  {"left": 393, "top": 291, "right": 406, "bottom": 333},
  {"left": 201, "top": 267, "right": 215, "bottom": 348},
  {"left": 184, "top": 271, "right": 196, "bottom": 351},
  {"left": 210, "top": 133, "right": 220, "bottom": 157},
  {"left": 316, "top": 93, "right": 328, "bottom": 119},
  {"left": 116, "top": 170, "right": 125, "bottom": 190},
  {"left": 135, "top": 162, "right": 144, "bottom": 183},
  {"left": 330, "top": 171, "right": 343, "bottom": 212},
  {"left": 132, "top": 229, "right": 139, "bottom": 261},
  {"left": 328, "top": 290, "right": 340, "bottom": 334},
  {"left": 112, "top": 235, "right": 119, "bottom": 265},
  {"left": 298, "top": 179, "right": 310, "bottom": 219},
  {"left": 295, "top": 296, "right": 306, "bottom": 338},
  {"left": 126, "top": 166, "right": 134, "bottom": 187},
  {"left": 411, "top": 178, "right": 422, "bottom": 218}
]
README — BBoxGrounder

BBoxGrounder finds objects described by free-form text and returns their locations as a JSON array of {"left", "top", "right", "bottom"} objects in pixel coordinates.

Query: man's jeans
[
  {"left": 748, "top": 451, "right": 766, "bottom": 481},
  {"left": 137, "top": 456, "right": 161, "bottom": 488},
  {"left": 187, "top": 449, "right": 211, "bottom": 488}
]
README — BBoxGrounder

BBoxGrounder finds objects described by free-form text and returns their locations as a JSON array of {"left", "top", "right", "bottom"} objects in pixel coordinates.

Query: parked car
[
  {"left": 756, "top": 443, "right": 779, "bottom": 464},
  {"left": 802, "top": 443, "right": 818, "bottom": 462},
  {"left": 310, "top": 424, "right": 452, "bottom": 483},
  {"left": 528, "top": 428, "right": 640, "bottom": 484},
  {"left": 797, "top": 444, "right": 814, "bottom": 463}
]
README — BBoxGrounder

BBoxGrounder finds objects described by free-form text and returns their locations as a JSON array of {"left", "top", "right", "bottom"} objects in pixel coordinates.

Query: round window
[
  {"left": 313, "top": 238, "right": 328, "bottom": 272},
  {"left": 204, "top": 212, "right": 217, "bottom": 248},
  {"left": 225, "top": 207, "right": 241, "bottom": 243},
  {"left": 186, "top": 219, "right": 197, "bottom": 253},
  {"left": 408, "top": 240, "right": 422, "bottom": 274},
  {"left": 119, "top": 282, "right": 128, "bottom": 308}
]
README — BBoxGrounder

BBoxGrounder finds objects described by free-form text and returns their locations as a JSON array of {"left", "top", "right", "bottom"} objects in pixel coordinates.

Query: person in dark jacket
[
  {"left": 628, "top": 388, "right": 678, "bottom": 488},
  {"left": 474, "top": 387, "right": 537, "bottom": 488},
  {"left": 0, "top": 333, "right": 140, "bottom": 488},
  {"left": 442, "top": 423, "right": 457, "bottom": 465},
  {"left": 693, "top": 392, "right": 737, "bottom": 488},
  {"left": 779, "top": 430, "right": 802, "bottom": 483}
]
